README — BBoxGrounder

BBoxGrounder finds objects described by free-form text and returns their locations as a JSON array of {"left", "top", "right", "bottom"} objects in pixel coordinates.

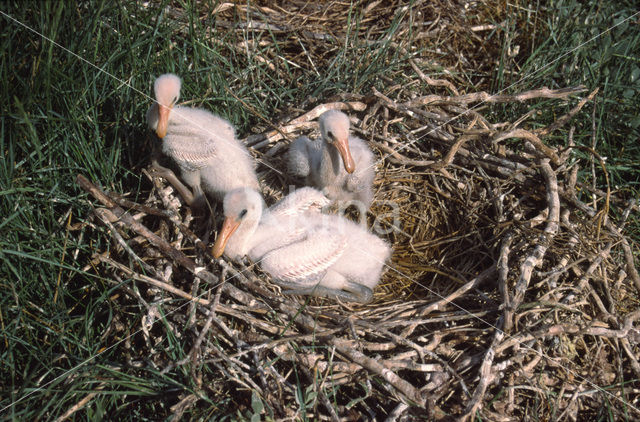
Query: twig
[
  {"left": 218, "top": 263, "right": 428, "bottom": 405},
  {"left": 177, "top": 276, "right": 225, "bottom": 378},
  {"left": 416, "top": 267, "right": 496, "bottom": 318},
  {"left": 385, "top": 403, "right": 410, "bottom": 422},
  {"left": 54, "top": 382, "right": 106, "bottom": 422},
  {"left": 287, "top": 101, "right": 367, "bottom": 126},
  {"left": 169, "top": 394, "right": 200, "bottom": 422},
  {"left": 498, "top": 233, "right": 513, "bottom": 323},
  {"left": 495, "top": 317, "right": 640, "bottom": 356},
  {"left": 537, "top": 88, "right": 599, "bottom": 136},
  {"left": 433, "top": 134, "right": 479, "bottom": 170},
  {"left": 560, "top": 185, "right": 639, "bottom": 293},
  {"left": 504, "top": 160, "right": 559, "bottom": 332},
  {"left": 297, "top": 363, "right": 340, "bottom": 422},
  {"left": 98, "top": 255, "right": 211, "bottom": 305},
  {"left": 620, "top": 337, "right": 640, "bottom": 379},
  {"left": 107, "top": 191, "right": 175, "bottom": 218},
  {"left": 77, "top": 174, "right": 219, "bottom": 285},
  {"left": 406, "top": 86, "right": 586, "bottom": 107},
  {"left": 369, "top": 140, "right": 436, "bottom": 167},
  {"left": 329, "top": 338, "right": 426, "bottom": 406},
  {"left": 409, "top": 58, "right": 459, "bottom": 95},
  {"left": 493, "top": 129, "right": 561, "bottom": 165},
  {"left": 248, "top": 101, "right": 367, "bottom": 146},
  {"left": 77, "top": 175, "right": 198, "bottom": 271},
  {"left": 459, "top": 328, "right": 505, "bottom": 421}
]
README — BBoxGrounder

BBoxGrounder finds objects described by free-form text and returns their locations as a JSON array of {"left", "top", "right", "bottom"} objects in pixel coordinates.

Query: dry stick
[
  {"left": 459, "top": 329, "right": 505, "bottom": 421},
  {"left": 77, "top": 175, "right": 200, "bottom": 272},
  {"left": 432, "top": 134, "right": 479, "bottom": 170},
  {"left": 498, "top": 234, "right": 514, "bottom": 323},
  {"left": 504, "top": 160, "right": 560, "bottom": 333},
  {"left": 248, "top": 101, "right": 367, "bottom": 146},
  {"left": 209, "top": 344, "right": 266, "bottom": 397},
  {"left": 372, "top": 87, "right": 454, "bottom": 139},
  {"left": 93, "top": 208, "right": 151, "bottom": 268},
  {"left": 206, "top": 316, "right": 269, "bottom": 398},
  {"left": 537, "top": 210, "right": 579, "bottom": 288},
  {"left": 178, "top": 280, "right": 225, "bottom": 375},
  {"left": 575, "top": 242, "right": 616, "bottom": 320},
  {"left": 369, "top": 140, "right": 436, "bottom": 167},
  {"left": 296, "top": 363, "right": 340, "bottom": 422},
  {"left": 221, "top": 263, "right": 426, "bottom": 406},
  {"left": 168, "top": 394, "right": 199, "bottom": 422},
  {"left": 495, "top": 318, "right": 640, "bottom": 357},
  {"left": 77, "top": 174, "right": 223, "bottom": 288},
  {"left": 494, "top": 129, "right": 561, "bottom": 165},
  {"left": 408, "top": 58, "right": 459, "bottom": 95},
  {"left": 356, "top": 320, "right": 425, "bottom": 362},
  {"left": 537, "top": 88, "right": 599, "bottom": 137},
  {"left": 382, "top": 360, "right": 443, "bottom": 373},
  {"left": 287, "top": 101, "right": 368, "bottom": 126},
  {"left": 355, "top": 322, "right": 470, "bottom": 397},
  {"left": 461, "top": 155, "right": 528, "bottom": 183},
  {"left": 560, "top": 186, "right": 640, "bottom": 293},
  {"left": 248, "top": 121, "right": 316, "bottom": 150},
  {"left": 99, "top": 255, "right": 210, "bottom": 305},
  {"left": 555, "top": 383, "right": 583, "bottom": 422},
  {"left": 415, "top": 267, "right": 497, "bottom": 318},
  {"left": 571, "top": 144, "right": 612, "bottom": 236},
  {"left": 328, "top": 339, "right": 426, "bottom": 406},
  {"left": 620, "top": 337, "right": 640, "bottom": 379},
  {"left": 406, "top": 86, "right": 586, "bottom": 108},
  {"left": 102, "top": 255, "right": 273, "bottom": 323},
  {"left": 107, "top": 191, "right": 175, "bottom": 218},
  {"left": 54, "top": 382, "right": 106, "bottom": 422},
  {"left": 621, "top": 241, "right": 640, "bottom": 293},
  {"left": 270, "top": 343, "right": 359, "bottom": 374},
  {"left": 385, "top": 403, "right": 410, "bottom": 422},
  {"left": 620, "top": 198, "right": 639, "bottom": 229}
]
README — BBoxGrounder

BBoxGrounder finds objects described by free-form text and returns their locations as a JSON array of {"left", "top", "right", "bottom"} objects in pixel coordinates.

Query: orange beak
[
  {"left": 156, "top": 104, "right": 172, "bottom": 138},
  {"left": 335, "top": 136, "right": 356, "bottom": 174},
  {"left": 211, "top": 217, "right": 241, "bottom": 258}
]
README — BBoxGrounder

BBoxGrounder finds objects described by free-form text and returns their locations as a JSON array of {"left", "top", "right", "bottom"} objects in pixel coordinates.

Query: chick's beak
[
  {"left": 156, "top": 104, "right": 172, "bottom": 138},
  {"left": 335, "top": 136, "right": 356, "bottom": 174},
  {"left": 211, "top": 217, "right": 241, "bottom": 258}
]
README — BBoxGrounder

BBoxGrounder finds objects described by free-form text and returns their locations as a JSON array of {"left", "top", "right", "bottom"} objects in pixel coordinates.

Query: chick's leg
[
  {"left": 280, "top": 271, "right": 373, "bottom": 303},
  {"left": 151, "top": 159, "right": 210, "bottom": 235},
  {"left": 288, "top": 136, "right": 313, "bottom": 178},
  {"left": 150, "top": 158, "right": 196, "bottom": 205}
]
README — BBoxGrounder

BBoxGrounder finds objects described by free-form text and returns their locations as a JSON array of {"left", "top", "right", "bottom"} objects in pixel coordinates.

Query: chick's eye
[
  {"left": 239, "top": 209, "right": 248, "bottom": 219},
  {"left": 326, "top": 131, "right": 334, "bottom": 140}
]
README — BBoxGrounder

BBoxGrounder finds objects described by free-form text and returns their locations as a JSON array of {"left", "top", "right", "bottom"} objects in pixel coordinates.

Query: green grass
[
  {"left": 492, "top": 0, "right": 640, "bottom": 202},
  {"left": 0, "top": 1, "right": 419, "bottom": 419},
  {"left": 1, "top": 0, "right": 638, "bottom": 419}
]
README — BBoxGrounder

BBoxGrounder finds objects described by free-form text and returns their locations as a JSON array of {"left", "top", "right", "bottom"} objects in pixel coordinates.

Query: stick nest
[{"left": 75, "top": 2, "right": 640, "bottom": 420}]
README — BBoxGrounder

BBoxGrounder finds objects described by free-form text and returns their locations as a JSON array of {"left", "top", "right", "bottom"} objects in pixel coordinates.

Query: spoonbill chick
[
  {"left": 146, "top": 73, "right": 259, "bottom": 206},
  {"left": 211, "top": 187, "right": 390, "bottom": 303},
  {"left": 288, "top": 110, "right": 375, "bottom": 210}
]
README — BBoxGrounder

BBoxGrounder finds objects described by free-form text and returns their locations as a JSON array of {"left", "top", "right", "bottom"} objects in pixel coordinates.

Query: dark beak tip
[{"left": 345, "top": 162, "right": 356, "bottom": 173}]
